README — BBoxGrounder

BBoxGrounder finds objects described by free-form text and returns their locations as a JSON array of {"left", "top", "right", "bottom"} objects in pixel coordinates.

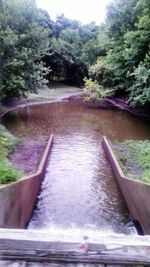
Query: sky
[{"left": 36, "top": 0, "right": 112, "bottom": 25}]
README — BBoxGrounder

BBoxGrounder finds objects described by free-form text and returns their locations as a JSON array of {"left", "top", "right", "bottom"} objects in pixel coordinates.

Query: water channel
[{"left": 3, "top": 99, "right": 150, "bottom": 235}]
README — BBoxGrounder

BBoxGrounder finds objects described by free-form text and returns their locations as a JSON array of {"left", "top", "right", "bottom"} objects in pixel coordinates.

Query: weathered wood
[
  {"left": 0, "top": 229, "right": 149, "bottom": 265},
  {"left": 0, "top": 262, "right": 143, "bottom": 267},
  {"left": 107, "top": 266, "right": 142, "bottom": 267},
  {"left": 0, "top": 262, "right": 105, "bottom": 267}
]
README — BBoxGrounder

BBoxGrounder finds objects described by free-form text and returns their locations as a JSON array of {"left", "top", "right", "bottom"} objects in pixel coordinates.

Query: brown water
[{"left": 2, "top": 100, "right": 150, "bottom": 234}]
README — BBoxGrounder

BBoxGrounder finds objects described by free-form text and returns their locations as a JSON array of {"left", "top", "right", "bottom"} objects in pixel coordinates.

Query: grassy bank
[
  {"left": 111, "top": 140, "right": 150, "bottom": 183},
  {"left": 0, "top": 125, "right": 22, "bottom": 184},
  {"left": 28, "top": 84, "right": 82, "bottom": 102},
  {"left": 0, "top": 85, "right": 82, "bottom": 114}
]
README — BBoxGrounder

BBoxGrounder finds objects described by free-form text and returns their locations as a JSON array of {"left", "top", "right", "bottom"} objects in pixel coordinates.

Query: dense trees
[
  {"left": 0, "top": 0, "right": 149, "bottom": 107},
  {"left": 44, "top": 15, "right": 101, "bottom": 84},
  {"left": 89, "top": 0, "right": 150, "bottom": 106},
  {"left": 0, "top": 1, "right": 101, "bottom": 99},
  {"left": 0, "top": 0, "right": 50, "bottom": 99}
]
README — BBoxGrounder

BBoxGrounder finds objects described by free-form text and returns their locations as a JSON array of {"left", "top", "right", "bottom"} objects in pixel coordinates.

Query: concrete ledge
[
  {"left": 0, "top": 229, "right": 150, "bottom": 264},
  {"left": 102, "top": 136, "right": 150, "bottom": 235},
  {"left": 0, "top": 134, "right": 53, "bottom": 229}
]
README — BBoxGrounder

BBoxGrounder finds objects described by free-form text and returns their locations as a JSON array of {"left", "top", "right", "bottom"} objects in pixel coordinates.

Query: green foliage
[
  {"left": 127, "top": 53, "right": 150, "bottom": 106},
  {"left": 125, "top": 140, "right": 150, "bottom": 183},
  {"left": 0, "top": 125, "right": 21, "bottom": 184},
  {"left": 83, "top": 78, "right": 114, "bottom": 101},
  {"left": 89, "top": 57, "right": 114, "bottom": 87},
  {"left": 125, "top": 140, "right": 150, "bottom": 170},
  {"left": 88, "top": 0, "right": 150, "bottom": 107},
  {"left": 0, "top": 158, "right": 21, "bottom": 184},
  {"left": 112, "top": 140, "right": 150, "bottom": 183},
  {"left": 46, "top": 37, "right": 87, "bottom": 84},
  {"left": 0, "top": 0, "right": 149, "bottom": 105},
  {"left": 44, "top": 15, "right": 103, "bottom": 84},
  {"left": 0, "top": 125, "right": 18, "bottom": 157},
  {"left": 83, "top": 78, "right": 100, "bottom": 100},
  {"left": 0, "top": 0, "right": 50, "bottom": 99}
]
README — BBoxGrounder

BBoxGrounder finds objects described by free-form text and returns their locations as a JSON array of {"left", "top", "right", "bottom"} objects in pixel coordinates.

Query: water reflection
[
  {"left": 2, "top": 100, "right": 150, "bottom": 141},
  {"left": 2, "top": 100, "right": 150, "bottom": 234}
]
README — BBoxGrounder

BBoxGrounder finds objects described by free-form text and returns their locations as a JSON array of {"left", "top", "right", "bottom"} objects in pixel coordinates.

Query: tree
[
  {"left": 87, "top": 0, "right": 150, "bottom": 106},
  {"left": 43, "top": 16, "right": 102, "bottom": 85},
  {"left": 0, "top": 0, "right": 50, "bottom": 99},
  {"left": 125, "top": 0, "right": 150, "bottom": 105}
]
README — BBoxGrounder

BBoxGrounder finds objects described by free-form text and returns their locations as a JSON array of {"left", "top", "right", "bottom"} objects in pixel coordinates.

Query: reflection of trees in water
[
  {"left": 4, "top": 100, "right": 147, "bottom": 233},
  {"left": 2, "top": 101, "right": 150, "bottom": 141}
]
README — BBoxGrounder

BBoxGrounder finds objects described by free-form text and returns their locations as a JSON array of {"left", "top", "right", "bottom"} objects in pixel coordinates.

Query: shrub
[
  {"left": 0, "top": 125, "right": 18, "bottom": 157},
  {"left": 83, "top": 77, "right": 114, "bottom": 101},
  {"left": 0, "top": 125, "right": 22, "bottom": 184},
  {"left": 0, "top": 158, "right": 21, "bottom": 184}
]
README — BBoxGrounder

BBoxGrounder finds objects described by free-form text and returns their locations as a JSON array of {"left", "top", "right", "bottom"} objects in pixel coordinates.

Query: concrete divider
[
  {"left": 102, "top": 136, "right": 150, "bottom": 235},
  {"left": 0, "top": 134, "right": 53, "bottom": 229}
]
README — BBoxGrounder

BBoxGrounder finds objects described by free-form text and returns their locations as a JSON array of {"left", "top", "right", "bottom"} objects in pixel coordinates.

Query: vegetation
[
  {"left": 83, "top": 78, "right": 114, "bottom": 101},
  {"left": 0, "top": 0, "right": 50, "bottom": 99},
  {"left": 0, "top": 126, "right": 21, "bottom": 183},
  {"left": 44, "top": 15, "right": 101, "bottom": 85},
  {"left": 0, "top": 0, "right": 149, "bottom": 107},
  {"left": 112, "top": 140, "right": 150, "bottom": 183},
  {"left": 0, "top": 0, "right": 149, "bottom": 182},
  {"left": 0, "top": 158, "right": 21, "bottom": 184},
  {"left": 88, "top": 0, "right": 150, "bottom": 107}
]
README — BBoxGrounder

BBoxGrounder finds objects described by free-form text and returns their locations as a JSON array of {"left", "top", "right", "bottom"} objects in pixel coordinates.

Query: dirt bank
[
  {"left": 1, "top": 86, "right": 149, "bottom": 175},
  {"left": 9, "top": 138, "right": 46, "bottom": 175},
  {"left": 0, "top": 85, "right": 82, "bottom": 116},
  {"left": 87, "top": 97, "right": 150, "bottom": 121},
  {"left": 0, "top": 86, "right": 82, "bottom": 175},
  {"left": 106, "top": 97, "right": 150, "bottom": 120}
]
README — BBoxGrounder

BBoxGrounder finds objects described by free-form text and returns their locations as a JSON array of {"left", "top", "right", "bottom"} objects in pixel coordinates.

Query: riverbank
[
  {"left": 0, "top": 85, "right": 82, "bottom": 116},
  {"left": 1, "top": 85, "right": 150, "bottom": 120},
  {"left": 0, "top": 85, "right": 149, "bottom": 181},
  {"left": 0, "top": 86, "right": 82, "bottom": 179},
  {"left": 87, "top": 96, "right": 150, "bottom": 121}
]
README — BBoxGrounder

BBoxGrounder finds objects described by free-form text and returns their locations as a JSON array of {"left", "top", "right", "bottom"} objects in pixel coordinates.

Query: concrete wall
[
  {"left": 0, "top": 135, "right": 53, "bottom": 229},
  {"left": 102, "top": 136, "right": 150, "bottom": 235}
]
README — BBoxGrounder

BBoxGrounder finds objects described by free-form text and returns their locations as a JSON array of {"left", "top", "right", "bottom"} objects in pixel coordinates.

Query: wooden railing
[{"left": 0, "top": 229, "right": 150, "bottom": 266}]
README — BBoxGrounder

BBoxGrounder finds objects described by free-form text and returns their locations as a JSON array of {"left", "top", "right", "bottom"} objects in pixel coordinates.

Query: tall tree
[
  {"left": 44, "top": 16, "right": 102, "bottom": 84},
  {"left": 88, "top": 0, "right": 150, "bottom": 106},
  {"left": 0, "top": 0, "right": 50, "bottom": 99}
]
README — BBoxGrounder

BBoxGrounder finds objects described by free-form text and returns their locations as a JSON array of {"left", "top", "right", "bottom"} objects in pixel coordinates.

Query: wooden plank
[
  {"left": 0, "top": 262, "right": 144, "bottom": 267},
  {"left": 0, "top": 262, "right": 141, "bottom": 267},
  {"left": 0, "top": 229, "right": 149, "bottom": 265},
  {"left": 0, "top": 262, "right": 105, "bottom": 267},
  {"left": 106, "top": 266, "right": 139, "bottom": 267}
]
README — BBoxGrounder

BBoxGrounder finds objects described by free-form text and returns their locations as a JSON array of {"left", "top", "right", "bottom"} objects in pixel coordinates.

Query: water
[{"left": 2, "top": 99, "right": 150, "bottom": 234}]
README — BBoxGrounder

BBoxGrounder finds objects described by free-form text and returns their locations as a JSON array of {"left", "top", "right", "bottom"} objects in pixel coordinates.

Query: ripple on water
[
  {"left": 28, "top": 135, "right": 136, "bottom": 234},
  {"left": 3, "top": 100, "right": 150, "bottom": 234}
]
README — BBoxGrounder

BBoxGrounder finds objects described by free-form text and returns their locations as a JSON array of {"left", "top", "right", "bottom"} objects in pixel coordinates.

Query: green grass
[
  {"left": 111, "top": 140, "right": 150, "bottom": 183},
  {"left": 0, "top": 125, "right": 22, "bottom": 184},
  {"left": 0, "top": 158, "right": 21, "bottom": 184}
]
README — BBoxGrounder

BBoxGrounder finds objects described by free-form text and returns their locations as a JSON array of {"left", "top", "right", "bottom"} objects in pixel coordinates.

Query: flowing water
[{"left": 2, "top": 99, "right": 150, "bottom": 234}]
